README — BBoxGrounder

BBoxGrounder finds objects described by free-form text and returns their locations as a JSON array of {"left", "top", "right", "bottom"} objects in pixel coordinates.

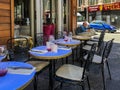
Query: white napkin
[
  {"left": 30, "top": 49, "right": 48, "bottom": 54},
  {"left": 51, "top": 44, "right": 58, "bottom": 53},
  {"left": 8, "top": 67, "right": 36, "bottom": 75},
  {"left": 46, "top": 42, "right": 51, "bottom": 49}
]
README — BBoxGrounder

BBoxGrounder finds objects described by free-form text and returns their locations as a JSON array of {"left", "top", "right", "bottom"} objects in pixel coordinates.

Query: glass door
[
  {"left": 14, "top": 0, "right": 31, "bottom": 36},
  {"left": 63, "top": 0, "right": 70, "bottom": 32}
]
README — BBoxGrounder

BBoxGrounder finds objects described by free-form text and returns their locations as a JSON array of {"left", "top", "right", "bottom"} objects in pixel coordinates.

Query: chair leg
[
  {"left": 72, "top": 49, "right": 74, "bottom": 64},
  {"left": 66, "top": 57, "right": 68, "bottom": 64},
  {"left": 106, "top": 61, "right": 112, "bottom": 80},
  {"left": 87, "top": 76, "right": 91, "bottom": 90},
  {"left": 62, "top": 58, "right": 64, "bottom": 64},
  {"left": 81, "top": 85, "right": 85, "bottom": 90},
  {"left": 60, "top": 82, "right": 63, "bottom": 89},
  {"left": 101, "top": 64, "right": 106, "bottom": 90},
  {"left": 33, "top": 74, "right": 38, "bottom": 90}
]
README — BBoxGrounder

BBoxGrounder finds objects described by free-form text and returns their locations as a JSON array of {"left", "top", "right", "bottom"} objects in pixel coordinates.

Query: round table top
[
  {"left": 0, "top": 61, "right": 35, "bottom": 90},
  {"left": 54, "top": 39, "right": 80, "bottom": 47},
  {"left": 72, "top": 35, "right": 91, "bottom": 41},
  {"left": 29, "top": 46, "right": 72, "bottom": 60}
]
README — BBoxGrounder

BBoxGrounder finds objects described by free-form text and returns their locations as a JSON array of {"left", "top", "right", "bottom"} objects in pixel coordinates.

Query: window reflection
[{"left": 14, "top": 0, "right": 30, "bottom": 36}]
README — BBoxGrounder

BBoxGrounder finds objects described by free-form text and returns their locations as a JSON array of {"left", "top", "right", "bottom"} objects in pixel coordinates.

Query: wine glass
[
  {"left": 47, "top": 48, "right": 51, "bottom": 52},
  {"left": 46, "top": 42, "right": 51, "bottom": 52},
  {"left": 64, "top": 36, "right": 68, "bottom": 42},
  {"left": 0, "top": 63, "right": 8, "bottom": 76}
]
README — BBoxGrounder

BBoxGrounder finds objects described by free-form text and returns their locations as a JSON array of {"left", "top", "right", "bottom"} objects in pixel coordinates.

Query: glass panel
[
  {"left": 14, "top": 0, "right": 31, "bottom": 36},
  {"left": 42, "top": 0, "right": 56, "bottom": 42},
  {"left": 43, "top": 0, "right": 56, "bottom": 24},
  {"left": 43, "top": 0, "right": 50, "bottom": 24}
]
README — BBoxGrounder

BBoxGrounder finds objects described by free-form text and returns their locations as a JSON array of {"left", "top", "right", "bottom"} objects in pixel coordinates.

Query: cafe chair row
[{"left": 83, "top": 38, "right": 114, "bottom": 90}]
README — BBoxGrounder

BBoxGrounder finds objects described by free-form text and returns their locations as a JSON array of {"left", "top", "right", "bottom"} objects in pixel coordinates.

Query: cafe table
[
  {"left": 78, "top": 28, "right": 97, "bottom": 36},
  {"left": 29, "top": 46, "right": 72, "bottom": 90},
  {"left": 0, "top": 61, "right": 35, "bottom": 90},
  {"left": 72, "top": 35, "right": 91, "bottom": 41},
  {"left": 54, "top": 39, "right": 81, "bottom": 63},
  {"left": 54, "top": 39, "right": 80, "bottom": 47},
  {"left": 72, "top": 35, "right": 91, "bottom": 62}
]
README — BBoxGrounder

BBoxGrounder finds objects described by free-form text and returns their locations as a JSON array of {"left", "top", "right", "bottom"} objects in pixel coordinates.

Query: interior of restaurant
[
  {"left": 14, "top": 0, "right": 31, "bottom": 36},
  {"left": 14, "top": 0, "right": 70, "bottom": 40}
]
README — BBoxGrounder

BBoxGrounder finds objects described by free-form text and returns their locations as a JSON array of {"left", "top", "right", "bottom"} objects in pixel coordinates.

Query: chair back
[
  {"left": 82, "top": 43, "right": 97, "bottom": 79},
  {"left": 7, "top": 37, "right": 29, "bottom": 61},
  {"left": 98, "top": 30, "right": 105, "bottom": 48},
  {"left": 96, "top": 30, "right": 105, "bottom": 55},
  {"left": 101, "top": 39, "right": 114, "bottom": 63},
  {"left": 36, "top": 33, "right": 44, "bottom": 46}
]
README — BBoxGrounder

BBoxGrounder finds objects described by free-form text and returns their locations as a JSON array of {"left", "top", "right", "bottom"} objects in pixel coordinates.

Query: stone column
[
  {"left": 57, "top": 0, "right": 64, "bottom": 33},
  {"left": 30, "top": 0, "right": 35, "bottom": 42},
  {"left": 35, "top": 0, "right": 43, "bottom": 34}
]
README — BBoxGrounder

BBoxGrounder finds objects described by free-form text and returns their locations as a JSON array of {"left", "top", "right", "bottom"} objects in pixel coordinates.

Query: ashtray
[{"left": 0, "top": 69, "right": 8, "bottom": 76}]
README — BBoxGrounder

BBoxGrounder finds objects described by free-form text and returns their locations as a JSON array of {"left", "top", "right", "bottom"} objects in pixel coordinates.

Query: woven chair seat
[
  {"left": 82, "top": 45, "right": 91, "bottom": 51},
  {"left": 84, "top": 54, "right": 102, "bottom": 64},
  {"left": 26, "top": 61, "right": 49, "bottom": 72},
  {"left": 56, "top": 64, "right": 83, "bottom": 81},
  {"left": 86, "top": 41, "right": 98, "bottom": 45}
]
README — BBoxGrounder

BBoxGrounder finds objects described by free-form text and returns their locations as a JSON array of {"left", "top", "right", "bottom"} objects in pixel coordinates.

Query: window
[{"left": 78, "top": 0, "right": 82, "bottom": 7}]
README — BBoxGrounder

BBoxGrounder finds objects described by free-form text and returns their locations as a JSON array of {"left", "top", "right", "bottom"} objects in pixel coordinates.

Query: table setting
[
  {"left": 0, "top": 61, "right": 36, "bottom": 90},
  {"left": 29, "top": 44, "right": 72, "bottom": 90}
]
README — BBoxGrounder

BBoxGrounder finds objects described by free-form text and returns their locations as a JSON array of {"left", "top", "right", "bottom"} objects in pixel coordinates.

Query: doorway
[{"left": 14, "top": 0, "right": 31, "bottom": 36}]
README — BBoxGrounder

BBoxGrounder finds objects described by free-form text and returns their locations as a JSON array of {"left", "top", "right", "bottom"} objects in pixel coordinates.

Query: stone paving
[{"left": 25, "top": 32, "right": 120, "bottom": 90}]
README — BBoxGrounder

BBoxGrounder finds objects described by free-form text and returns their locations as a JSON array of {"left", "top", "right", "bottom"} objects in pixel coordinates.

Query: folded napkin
[
  {"left": 8, "top": 66, "right": 33, "bottom": 69},
  {"left": 8, "top": 67, "right": 35, "bottom": 75},
  {"left": 30, "top": 49, "right": 48, "bottom": 54}
]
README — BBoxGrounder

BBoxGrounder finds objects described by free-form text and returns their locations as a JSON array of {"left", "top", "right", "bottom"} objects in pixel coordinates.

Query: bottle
[
  {"left": 63, "top": 30, "right": 67, "bottom": 39},
  {"left": 26, "top": 18, "right": 30, "bottom": 26},
  {"left": 49, "top": 35, "right": 55, "bottom": 42},
  {"left": 68, "top": 32, "right": 72, "bottom": 41}
]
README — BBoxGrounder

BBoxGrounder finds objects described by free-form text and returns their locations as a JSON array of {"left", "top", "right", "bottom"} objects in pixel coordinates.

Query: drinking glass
[{"left": 0, "top": 63, "right": 8, "bottom": 76}]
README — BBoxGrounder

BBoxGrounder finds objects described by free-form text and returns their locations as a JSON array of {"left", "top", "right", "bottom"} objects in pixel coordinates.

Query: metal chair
[
  {"left": 82, "top": 30, "right": 105, "bottom": 56},
  {"left": 55, "top": 43, "right": 97, "bottom": 90},
  {"left": 7, "top": 37, "right": 30, "bottom": 61},
  {"left": 84, "top": 39, "right": 114, "bottom": 90}
]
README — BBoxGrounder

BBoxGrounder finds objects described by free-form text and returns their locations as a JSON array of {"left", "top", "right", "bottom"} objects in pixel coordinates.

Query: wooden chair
[{"left": 54, "top": 43, "right": 97, "bottom": 90}]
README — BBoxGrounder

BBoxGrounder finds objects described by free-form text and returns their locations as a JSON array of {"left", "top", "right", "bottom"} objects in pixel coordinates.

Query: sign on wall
[{"left": 88, "top": 2, "right": 120, "bottom": 12}]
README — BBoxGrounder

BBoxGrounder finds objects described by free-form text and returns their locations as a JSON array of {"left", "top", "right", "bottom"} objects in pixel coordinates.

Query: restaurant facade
[
  {"left": 88, "top": 2, "right": 120, "bottom": 28},
  {"left": 0, "top": 0, "right": 77, "bottom": 45}
]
